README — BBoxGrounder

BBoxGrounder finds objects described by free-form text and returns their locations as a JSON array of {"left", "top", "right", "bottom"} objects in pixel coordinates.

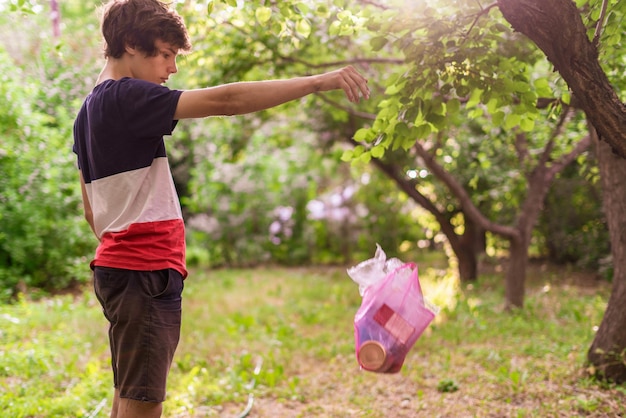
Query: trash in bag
[{"left": 347, "top": 244, "right": 438, "bottom": 373}]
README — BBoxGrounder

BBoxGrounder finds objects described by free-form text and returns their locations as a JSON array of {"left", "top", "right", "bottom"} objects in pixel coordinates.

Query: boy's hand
[{"left": 317, "top": 66, "right": 370, "bottom": 103}]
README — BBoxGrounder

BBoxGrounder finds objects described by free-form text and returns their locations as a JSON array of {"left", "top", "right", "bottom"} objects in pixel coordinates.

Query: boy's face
[{"left": 128, "top": 39, "right": 179, "bottom": 85}]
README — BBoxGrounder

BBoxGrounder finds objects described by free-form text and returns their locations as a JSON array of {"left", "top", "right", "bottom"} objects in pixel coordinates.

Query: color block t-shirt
[{"left": 73, "top": 77, "right": 187, "bottom": 277}]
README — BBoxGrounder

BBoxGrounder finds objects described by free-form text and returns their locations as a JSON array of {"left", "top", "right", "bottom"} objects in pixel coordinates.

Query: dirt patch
[{"left": 187, "top": 355, "right": 626, "bottom": 418}]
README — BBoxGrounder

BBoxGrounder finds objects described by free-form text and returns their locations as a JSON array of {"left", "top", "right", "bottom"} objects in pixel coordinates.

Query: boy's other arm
[
  {"left": 173, "top": 66, "right": 369, "bottom": 120},
  {"left": 79, "top": 171, "right": 97, "bottom": 238}
]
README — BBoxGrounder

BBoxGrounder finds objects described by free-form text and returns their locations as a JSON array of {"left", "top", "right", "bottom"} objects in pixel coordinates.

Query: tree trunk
[
  {"left": 50, "top": 0, "right": 61, "bottom": 38},
  {"left": 496, "top": 0, "right": 626, "bottom": 382},
  {"left": 504, "top": 236, "right": 527, "bottom": 309},
  {"left": 498, "top": 0, "right": 626, "bottom": 159},
  {"left": 587, "top": 133, "right": 626, "bottom": 383},
  {"left": 457, "top": 248, "right": 478, "bottom": 283},
  {"left": 457, "top": 215, "right": 484, "bottom": 282}
]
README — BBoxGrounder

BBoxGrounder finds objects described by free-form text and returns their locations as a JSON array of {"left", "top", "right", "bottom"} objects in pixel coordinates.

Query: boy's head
[{"left": 101, "top": 0, "right": 192, "bottom": 59}]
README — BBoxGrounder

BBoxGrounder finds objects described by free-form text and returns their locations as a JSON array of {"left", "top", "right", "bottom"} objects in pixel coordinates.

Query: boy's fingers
[
  {"left": 348, "top": 67, "right": 370, "bottom": 101},
  {"left": 341, "top": 67, "right": 369, "bottom": 102}
]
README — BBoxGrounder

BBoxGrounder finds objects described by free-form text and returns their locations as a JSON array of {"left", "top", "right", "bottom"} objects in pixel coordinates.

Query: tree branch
[
  {"left": 514, "top": 132, "right": 530, "bottom": 164},
  {"left": 277, "top": 55, "right": 406, "bottom": 70},
  {"left": 345, "top": 137, "right": 465, "bottom": 250},
  {"left": 536, "top": 105, "right": 573, "bottom": 171},
  {"left": 547, "top": 134, "right": 591, "bottom": 178},
  {"left": 464, "top": 1, "right": 499, "bottom": 38},
  {"left": 592, "top": 0, "right": 610, "bottom": 47},
  {"left": 412, "top": 141, "right": 520, "bottom": 239}
]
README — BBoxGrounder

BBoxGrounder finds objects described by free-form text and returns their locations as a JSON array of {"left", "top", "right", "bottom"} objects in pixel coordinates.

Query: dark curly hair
[{"left": 101, "top": 0, "right": 192, "bottom": 58}]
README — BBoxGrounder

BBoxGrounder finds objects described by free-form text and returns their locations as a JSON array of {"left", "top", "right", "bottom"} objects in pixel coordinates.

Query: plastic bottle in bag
[{"left": 349, "top": 245, "right": 437, "bottom": 373}]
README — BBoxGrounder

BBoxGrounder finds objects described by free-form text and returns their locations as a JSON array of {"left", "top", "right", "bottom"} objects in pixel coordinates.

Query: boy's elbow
[{"left": 216, "top": 100, "right": 243, "bottom": 116}]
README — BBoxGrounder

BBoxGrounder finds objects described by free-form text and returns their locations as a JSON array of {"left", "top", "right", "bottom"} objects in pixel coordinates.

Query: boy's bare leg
[
  {"left": 110, "top": 389, "right": 120, "bottom": 418},
  {"left": 110, "top": 389, "right": 163, "bottom": 418}
]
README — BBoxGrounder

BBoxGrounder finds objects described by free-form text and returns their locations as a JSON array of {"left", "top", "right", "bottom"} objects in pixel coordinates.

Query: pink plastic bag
[{"left": 352, "top": 262, "right": 436, "bottom": 373}]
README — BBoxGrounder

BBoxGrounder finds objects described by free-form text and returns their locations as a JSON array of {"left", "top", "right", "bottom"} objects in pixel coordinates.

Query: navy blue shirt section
[{"left": 73, "top": 78, "right": 183, "bottom": 183}]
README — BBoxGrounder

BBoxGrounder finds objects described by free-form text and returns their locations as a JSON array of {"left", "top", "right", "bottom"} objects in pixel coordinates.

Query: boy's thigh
[{"left": 94, "top": 267, "right": 184, "bottom": 402}]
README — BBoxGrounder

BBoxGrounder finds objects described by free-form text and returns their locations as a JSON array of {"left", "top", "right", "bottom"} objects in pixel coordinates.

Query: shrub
[{"left": 0, "top": 48, "right": 95, "bottom": 301}]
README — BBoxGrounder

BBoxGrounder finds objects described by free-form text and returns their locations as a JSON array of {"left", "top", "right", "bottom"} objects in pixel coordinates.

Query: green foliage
[
  {"left": 0, "top": 0, "right": 617, "bottom": 298},
  {"left": 0, "top": 294, "right": 110, "bottom": 416},
  {"left": 538, "top": 162, "right": 609, "bottom": 271},
  {"left": 2, "top": 0, "right": 37, "bottom": 14},
  {"left": 437, "top": 378, "right": 459, "bottom": 393},
  {"left": 182, "top": 115, "right": 426, "bottom": 267},
  {"left": 343, "top": 0, "right": 609, "bottom": 271},
  {"left": 0, "top": 49, "right": 95, "bottom": 301},
  {"left": 578, "top": 0, "right": 626, "bottom": 91},
  {"left": 176, "top": 0, "right": 433, "bottom": 267},
  {"left": 182, "top": 117, "right": 320, "bottom": 267},
  {"left": 352, "top": 0, "right": 547, "bottom": 162}
]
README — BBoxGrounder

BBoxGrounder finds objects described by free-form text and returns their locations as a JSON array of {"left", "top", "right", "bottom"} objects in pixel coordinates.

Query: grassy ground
[{"left": 1, "top": 256, "right": 624, "bottom": 417}]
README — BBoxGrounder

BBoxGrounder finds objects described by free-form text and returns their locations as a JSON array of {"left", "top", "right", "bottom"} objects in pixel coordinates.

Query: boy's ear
[{"left": 124, "top": 43, "right": 139, "bottom": 56}]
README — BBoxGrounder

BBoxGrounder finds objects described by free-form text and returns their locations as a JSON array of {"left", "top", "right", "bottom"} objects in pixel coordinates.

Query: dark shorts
[{"left": 93, "top": 267, "right": 184, "bottom": 403}]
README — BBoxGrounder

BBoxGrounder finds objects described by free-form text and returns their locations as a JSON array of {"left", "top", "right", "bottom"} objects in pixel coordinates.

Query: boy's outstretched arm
[{"left": 174, "top": 65, "right": 369, "bottom": 120}]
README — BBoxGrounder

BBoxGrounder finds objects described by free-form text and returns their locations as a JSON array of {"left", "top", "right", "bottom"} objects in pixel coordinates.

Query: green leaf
[
  {"left": 446, "top": 98, "right": 461, "bottom": 115},
  {"left": 466, "top": 89, "right": 483, "bottom": 109},
  {"left": 352, "top": 145, "right": 365, "bottom": 157},
  {"left": 413, "top": 123, "right": 431, "bottom": 138},
  {"left": 316, "top": 5, "right": 330, "bottom": 18},
  {"left": 492, "top": 110, "right": 505, "bottom": 126},
  {"left": 504, "top": 113, "right": 521, "bottom": 130},
  {"left": 533, "top": 77, "right": 552, "bottom": 97},
  {"left": 513, "top": 80, "right": 530, "bottom": 93},
  {"left": 456, "top": 85, "right": 470, "bottom": 97},
  {"left": 207, "top": 0, "right": 214, "bottom": 15},
  {"left": 486, "top": 98, "right": 499, "bottom": 114},
  {"left": 370, "top": 36, "right": 389, "bottom": 51},
  {"left": 340, "top": 150, "right": 353, "bottom": 162},
  {"left": 468, "top": 107, "right": 483, "bottom": 119},
  {"left": 395, "top": 122, "right": 410, "bottom": 138},
  {"left": 255, "top": 7, "right": 272, "bottom": 24},
  {"left": 425, "top": 113, "right": 446, "bottom": 129},
  {"left": 353, "top": 128, "right": 370, "bottom": 142},
  {"left": 401, "top": 136, "right": 416, "bottom": 151},
  {"left": 296, "top": 19, "right": 311, "bottom": 38},
  {"left": 385, "top": 80, "right": 406, "bottom": 95},
  {"left": 468, "top": 175, "right": 479, "bottom": 189},
  {"left": 371, "top": 144, "right": 386, "bottom": 158},
  {"left": 279, "top": 2, "right": 293, "bottom": 17},
  {"left": 520, "top": 116, "right": 535, "bottom": 132},
  {"left": 292, "top": 3, "right": 309, "bottom": 15}
]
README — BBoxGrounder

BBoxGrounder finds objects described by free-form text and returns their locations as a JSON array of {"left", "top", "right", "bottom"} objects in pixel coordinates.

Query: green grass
[{"left": 1, "top": 259, "right": 625, "bottom": 417}]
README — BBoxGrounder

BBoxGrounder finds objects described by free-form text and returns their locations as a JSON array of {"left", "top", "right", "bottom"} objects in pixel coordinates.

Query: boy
[{"left": 72, "top": 0, "right": 370, "bottom": 417}]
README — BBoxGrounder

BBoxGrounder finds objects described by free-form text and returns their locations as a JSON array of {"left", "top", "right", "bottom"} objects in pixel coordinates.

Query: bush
[
  {"left": 538, "top": 163, "right": 609, "bottom": 272},
  {"left": 0, "top": 48, "right": 95, "bottom": 301}
]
